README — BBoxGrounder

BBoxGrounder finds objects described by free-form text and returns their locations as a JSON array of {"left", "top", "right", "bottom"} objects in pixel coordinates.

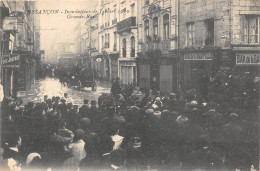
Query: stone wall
[{"left": 179, "top": 0, "right": 231, "bottom": 49}]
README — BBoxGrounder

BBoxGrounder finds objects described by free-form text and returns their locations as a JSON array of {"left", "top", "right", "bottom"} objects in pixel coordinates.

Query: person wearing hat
[
  {"left": 111, "top": 77, "right": 122, "bottom": 96},
  {"left": 51, "top": 96, "right": 56, "bottom": 103},
  {"left": 43, "top": 129, "right": 74, "bottom": 169},
  {"left": 59, "top": 98, "right": 68, "bottom": 116},
  {"left": 88, "top": 100, "right": 98, "bottom": 127},
  {"left": 53, "top": 96, "right": 60, "bottom": 110},
  {"left": 79, "top": 99, "right": 90, "bottom": 119},
  {"left": 44, "top": 95, "right": 48, "bottom": 102}
]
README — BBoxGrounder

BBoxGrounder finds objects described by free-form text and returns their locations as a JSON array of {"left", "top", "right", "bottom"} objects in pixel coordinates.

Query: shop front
[
  {"left": 179, "top": 49, "right": 220, "bottom": 95},
  {"left": 232, "top": 50, "right": 260, "bottom": 96},
  {"left": 2, "top": 53, "right": 36, "bottom": 98},
  {"left": 2, "top": 54, "right": 20, "bottom": 98},
  {"left": 119, "top": 58, "right": 137, "bottom": 86},
  {"left": 137, "top": 52, "right": 178, "bottom": 94}
]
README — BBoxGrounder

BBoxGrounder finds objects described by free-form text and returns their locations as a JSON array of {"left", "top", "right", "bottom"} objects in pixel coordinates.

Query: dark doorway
[{"left": 150, "top": 64, "right": 160, "bottom": 91}]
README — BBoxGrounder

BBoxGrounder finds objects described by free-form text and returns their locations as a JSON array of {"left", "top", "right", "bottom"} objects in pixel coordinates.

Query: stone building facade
[
  {"left": 98, "top": 0, "right": 120, "bottom": 82},
  {"left": 137, "top": 0, "right": 179, "bottom": 94},
  {"left": 1, "top": 1, "right": 41, "bottom": 98},
  {"left": 178, "top": 0, "right": 260, "bottom": 92},
  {"left": 117, "top": 0, "right": 140, "bottom": 86}
]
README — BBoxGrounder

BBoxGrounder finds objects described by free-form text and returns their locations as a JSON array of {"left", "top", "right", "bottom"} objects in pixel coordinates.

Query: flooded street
[{"left": 19, "top": 77, "right": 111, "bottom": 105}]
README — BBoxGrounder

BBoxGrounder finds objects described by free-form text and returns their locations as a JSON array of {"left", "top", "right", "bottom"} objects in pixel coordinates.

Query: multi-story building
[
  {"left": 85, "top": 14, "right": 100, "bottom": 77},
  {"left": 117, "top": 0, "right": 139, "bottom": 86},
  {"left": 178, "top": 0, "right": 260, "bottom": 92},
  {"left": 0, "top": 1, "right": 41, "bottom": 98},
  {"left": 137, "top": 0, "right": 179, "bottom": 93},
  {"left": 98, "top": 0, "right": 120, "bottom": 82},
  {"left": 56, "top": 42, "right": 76, "bottom": 67}
]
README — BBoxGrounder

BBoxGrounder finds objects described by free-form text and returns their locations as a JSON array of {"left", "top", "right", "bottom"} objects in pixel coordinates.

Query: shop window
[
  {"left": 144, "top": 19, "right": 149, "bottom": 36},
  {"left": 187, "top": 22, "right": 194, "bottom": 46},
  {"left": 122, "top": 38, "right": 126, "bottom": 57},
  {"left": 153, "top": 17, "right": 158, "bottom": 36},
  {"left": 243, "top": 15, "right": 259, "bottom": 44},
  {"left": 205, "top": 19, "right": 214, "bottom": 45},
  {"left": 163, "top": 14, "right": 169, "bottom": 40},
  {"left": 131, "top": 36, "right": 135, "bottom": 57}
]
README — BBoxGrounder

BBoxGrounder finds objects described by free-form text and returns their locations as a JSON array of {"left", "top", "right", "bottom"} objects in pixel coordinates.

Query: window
[
  {"left": 145, "top": 0, "right": 149, "bottom": 5},
  {"left": 105, "top": 34, "right": 107, "bottom": 47},
  {"left": 131, "top": 3, "right": 135, "bottom": 17},
  {"left": 153, "top": 17, "right": 158, "bottom": 36},
  {"left": 122, "top": 38, "right": 126, "bottom": 57},
  {"left": 122, "top": 8, "right": 126, "bottom": 20},
  {"left": 131, "top": 36, "right": 135, "bottom": 57},
  {"left": 163, "top": 14, "right": 169, "bottom": 40},
  {"left": 107, "top": 9, "right": 110, "bottom": 27},
  {"left": 144, "top": 19, "right": 149, "bottom": 36},
  {"left": 243, "top": 15, "right": 259, "bottom": 44},
  {"left": 102, "top": 13, "right": 104, "bottom": 25},
  {"left": 114, "top": 7, "right": 117, "bottom": 19},
  {"left": 114, "top": 32, "right": 117, "bottom": 51},
  {"left": 108, "top": 33, "right": 110, "bottom": 48},
  {"left": 205, "top": 19, "right": 214, "bottom": 45},
  {"left": 187, "top": 22, "right": 194, "bottom": 46},
  {"left": 102, "top": 36, "right": 104, "bottom": 48}
]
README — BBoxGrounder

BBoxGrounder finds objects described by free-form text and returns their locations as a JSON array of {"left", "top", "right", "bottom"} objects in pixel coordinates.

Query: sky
[{"left": 35, "top": 0, "right": 99, "bottom": 58}]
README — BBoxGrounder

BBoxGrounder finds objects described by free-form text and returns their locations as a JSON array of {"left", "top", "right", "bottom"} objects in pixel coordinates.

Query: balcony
[
  {"left": 112, "top": 18, "right": 117, "bottom": 25},
  {"left": 117, "top": 17, "right": 136, "bottom": 32}
]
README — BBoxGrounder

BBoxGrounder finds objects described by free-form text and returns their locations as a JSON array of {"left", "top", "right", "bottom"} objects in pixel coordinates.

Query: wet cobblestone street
[{"left": 19, "top": 77, "right": 111, "bottom": 105}]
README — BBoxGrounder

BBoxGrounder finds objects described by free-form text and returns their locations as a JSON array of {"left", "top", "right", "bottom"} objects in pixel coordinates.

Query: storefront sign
[
  {"left": 2, "top": 55, "right": 20, "bottom": 68},
  {"left": 184, "top": 52, "right": 213, "bottom": 60},
  {"left": 236, "top": 53, "right": 260, "bottom": 65},
  {"left": 120, "top": 61, "right": 136, "bottom": 66},
  {"left": 3, "top": 17, "right": 18, "bottom": 31}
]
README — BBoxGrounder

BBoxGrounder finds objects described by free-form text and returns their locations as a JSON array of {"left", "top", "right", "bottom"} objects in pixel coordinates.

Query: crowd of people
[{"left": 1, "top": 69, "right": 259, "bottom": 171}]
